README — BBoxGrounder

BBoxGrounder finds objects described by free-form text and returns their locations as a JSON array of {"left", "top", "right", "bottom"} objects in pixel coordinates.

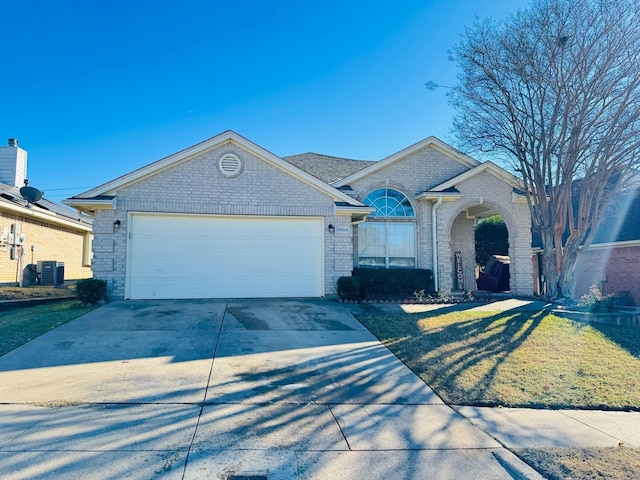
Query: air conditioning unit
[{"left": 37, "top": 261, "right": 65, "bottom": 285}]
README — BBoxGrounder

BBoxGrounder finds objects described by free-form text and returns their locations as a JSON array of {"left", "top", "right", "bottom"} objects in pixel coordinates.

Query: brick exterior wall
[
  {"left": 0, "top": 211, "right": 91, "bottom": 283},
  {"left": 92, "top": 143, "right": 354, "bottom": 298},
  {"left": 91, "top": 140, "right": 534, "bottom": 299},
  {"left": 573, "top": 244, "right": 640, "bottom": 303},
  {"left": 349, "top": 146, "right": 470, "bottom": 272},
  {"left": 450, "top": 213, "right": 476, "bottom": 291},
  {"left": 436, "top": 172, "right": 533, "bottom": 296},
  {"left": 348, "top": 148, "right": 533, "bottom": 296}
]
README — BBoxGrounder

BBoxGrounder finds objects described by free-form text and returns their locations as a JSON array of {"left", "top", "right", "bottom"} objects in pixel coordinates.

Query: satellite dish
[{"left": 20, "top": 185, "right": 43, "bottom": 206}]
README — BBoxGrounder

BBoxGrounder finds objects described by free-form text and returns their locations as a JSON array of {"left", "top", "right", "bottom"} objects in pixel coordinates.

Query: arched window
[
  {"left": 358, "top": 188, "right": 416, "bottom": 268},
  {"left": 363, "top": 188, "right": 415, "bottom": 217}
]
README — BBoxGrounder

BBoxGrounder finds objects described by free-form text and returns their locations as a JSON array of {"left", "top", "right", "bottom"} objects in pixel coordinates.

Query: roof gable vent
[{"left": 218, "top": 153, "right": 242, "bottom": 178}]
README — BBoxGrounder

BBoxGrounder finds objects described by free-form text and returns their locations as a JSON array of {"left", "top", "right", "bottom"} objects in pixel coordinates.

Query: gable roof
[
  {"left": 282, "top": 153, "right": 375, "bottom": 184},
  {"left": 531, "top": 186, "right": 640, "bottom": 249},
  {"left": 332, "top": 136, "right": 480, "bottom": 188},
  {"left": 417, "top": 161, "right": 524, "bottom": 197},
  {"left": 594, "top": 189, "right": 640, "bottom": 244},
  {"left": 64, "top": 130, "right": 366, "bottom": 210}
]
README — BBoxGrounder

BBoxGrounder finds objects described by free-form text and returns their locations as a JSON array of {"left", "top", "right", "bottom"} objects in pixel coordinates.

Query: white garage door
[{"left": 127, "top": 214, "right": 324, "bottom": 299}]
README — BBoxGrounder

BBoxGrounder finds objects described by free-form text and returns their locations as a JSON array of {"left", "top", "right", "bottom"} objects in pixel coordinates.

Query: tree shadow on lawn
[
  {"left": 554, "top": 314, "right": 640, "bottom": 360},
  {"left": 357, "top": 306, "right": 550, "bottom": 407}
]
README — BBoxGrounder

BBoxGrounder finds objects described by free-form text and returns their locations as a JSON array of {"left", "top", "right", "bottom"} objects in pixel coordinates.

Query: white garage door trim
[{"left": 126, "top": 213, "right": 325, "bottom": 299}]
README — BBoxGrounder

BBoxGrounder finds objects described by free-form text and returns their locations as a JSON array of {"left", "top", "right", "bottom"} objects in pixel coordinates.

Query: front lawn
[
  {"left": 355, "top": 305, "right": 640, "bottom": 409},
  {"left": 356, "top": 305, "right": 640, "bottom": 479},
  {"left": 515, "top": 447, "right": 640, "bottom": 480},
  {"left": 0, "top": 301, "right": 97, "bottom": 356}
]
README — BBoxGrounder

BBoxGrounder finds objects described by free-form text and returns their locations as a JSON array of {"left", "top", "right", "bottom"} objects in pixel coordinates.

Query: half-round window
[{"left": 363, "top": 188, "right": 415, "bottom": 217}]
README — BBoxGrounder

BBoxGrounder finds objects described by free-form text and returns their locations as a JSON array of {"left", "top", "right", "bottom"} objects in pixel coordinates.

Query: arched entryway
[{"left": 438, "top": 199, "right": 533, "bottom": 296}]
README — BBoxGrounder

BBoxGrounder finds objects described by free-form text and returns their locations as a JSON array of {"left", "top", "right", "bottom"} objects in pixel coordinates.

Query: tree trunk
[
  {"left": 542, "top": 252, "right": 559, "bottom": 299},
  {"left": 557, "top": 247, "right": 580, "bottom": 301}
]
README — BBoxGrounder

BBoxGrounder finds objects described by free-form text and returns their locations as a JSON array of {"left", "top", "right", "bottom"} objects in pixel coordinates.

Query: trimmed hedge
[
  {"left": 338, "top": 268, "right": 435, "bottom": 301},
  {"left": 337, "top": 276, "right": 361, "bottom": 302},
  {"left": 75, "top": 278, "right": 108, "bottom": 305}
]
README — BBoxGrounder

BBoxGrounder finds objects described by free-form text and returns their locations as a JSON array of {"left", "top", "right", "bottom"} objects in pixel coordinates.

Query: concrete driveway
[{"left": 0, "top": 299, "right": 531, "bottom": 479}]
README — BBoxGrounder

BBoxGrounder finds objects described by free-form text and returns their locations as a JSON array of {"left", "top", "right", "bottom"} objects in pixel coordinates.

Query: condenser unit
[{"left": 37, "top": 261, "right": 65, "bottom": 285}]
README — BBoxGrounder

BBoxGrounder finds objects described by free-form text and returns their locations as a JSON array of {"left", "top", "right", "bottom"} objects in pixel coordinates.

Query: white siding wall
[{"left": 0, "top": 145, "right": 27, "bottom": 187}]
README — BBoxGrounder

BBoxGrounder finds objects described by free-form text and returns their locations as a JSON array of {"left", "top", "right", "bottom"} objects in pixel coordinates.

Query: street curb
[
  {"left": 0, "top": 296, "right": 76, "bottom": 311},
  {"left": 493, "top": 449, "right": 547, "bottom": 480}
]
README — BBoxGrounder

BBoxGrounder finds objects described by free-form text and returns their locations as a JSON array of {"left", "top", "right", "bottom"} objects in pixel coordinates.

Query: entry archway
[{"left": 439, "top": 198, "right": 532, "bottom": 296}]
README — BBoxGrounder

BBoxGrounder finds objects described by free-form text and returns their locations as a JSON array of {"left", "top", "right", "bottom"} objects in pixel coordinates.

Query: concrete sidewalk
[
  {"left": 0, "top": 298, "right": 636, "bottom": 479},
  {"left": 456, "top": 406, "right": 640, "bottom": 448}
]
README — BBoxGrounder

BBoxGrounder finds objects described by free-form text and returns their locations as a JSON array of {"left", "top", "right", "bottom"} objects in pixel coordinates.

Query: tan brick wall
[
  {"left": 349, "top": 146, "right": 470, "bottom": 272},
  {"left": 92, "top": 143, "right": 351, "bottom": 298},
  {"left": 348, "top": 148, "right": 533, "bottom": 296},
  {"left": 438, "top": 172, "right": 533, "bottom": 296},
  {"left": 0, "top": 211, "right": 91, "bottom": 283},
  {"left": 91, "top": 141, "right": 534, "bottom": 299},
  {"left": 450, "top": 213, "right": 476, "bottom": 291}
]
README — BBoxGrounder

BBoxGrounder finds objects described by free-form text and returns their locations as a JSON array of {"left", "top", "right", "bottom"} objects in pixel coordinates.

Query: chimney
[{"left": 0, "top": 138, "right": 27, "bottom": 187}]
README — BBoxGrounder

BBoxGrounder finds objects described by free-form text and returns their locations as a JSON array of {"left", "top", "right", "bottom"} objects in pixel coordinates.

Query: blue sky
[{"left": 1, "top": 0, "right": 529, "bottom": 202}]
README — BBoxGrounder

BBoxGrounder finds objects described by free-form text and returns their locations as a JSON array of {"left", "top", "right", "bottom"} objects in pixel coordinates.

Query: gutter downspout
[{"left": 432, "top": 196, "right": 443, "bottom": 291}]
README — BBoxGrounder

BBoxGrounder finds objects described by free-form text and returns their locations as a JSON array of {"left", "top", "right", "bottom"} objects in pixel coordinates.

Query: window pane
[
  {"left": 358, "top": 257, "right": 386, "bottom": 267},
  {"left": 389, "top": 257, "right": 416, "bottom": 268},
  {"left": 387, "top": 223, "right": 415, "bottom": 257},
  {"left": 363, "top": 188, "right": 415, "bottom": 217},
  {"left": 357, "top": 222, "right": 416, "bottom": 268}
]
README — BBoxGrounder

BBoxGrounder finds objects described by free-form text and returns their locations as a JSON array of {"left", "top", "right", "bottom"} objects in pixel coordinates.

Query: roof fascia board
[
  {"left": 415, "top": 192, "right": 464, "bottom": 201},
  {"left": 332, "top": 136, "right": 480, "bottom": 188},
  {"left": 76, "top": 131, "right": 243, "bottom": 198},
  {"left": 0, "top": 201, "right": 92, "bottom": 232},
  {"left": 430, "top": 161, "right": 523, "bottom": 192},
  {"left": 533, "top": 239, "right": 640, "bottom": 254},
  {"left": 585, "top": 239, "right": 640, "bottom": 250},
  {"left": 74, "top": 131, "right": 363, "bottom": 207},
  {"left": 63, "top": 197, "right": 116, "bottom": 214},
  {"left": 334, "top": 205, "right": 375, "bottom": 215}
]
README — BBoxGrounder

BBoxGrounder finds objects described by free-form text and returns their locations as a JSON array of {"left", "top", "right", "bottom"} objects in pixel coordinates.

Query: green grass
[
  {"left": 515, "top": 447, "right": 640, "bottom": 480},
  {"left": 356, "top": 306, "right": 640, "bottom": 410},
  {"left": 0, "top": 301, "right": 98, "bottom": 356}
]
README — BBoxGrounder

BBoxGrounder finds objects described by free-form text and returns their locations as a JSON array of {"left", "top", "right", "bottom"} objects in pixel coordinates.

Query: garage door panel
[{"left": 128, "top": 215, "right": 324, "bottom": 299}]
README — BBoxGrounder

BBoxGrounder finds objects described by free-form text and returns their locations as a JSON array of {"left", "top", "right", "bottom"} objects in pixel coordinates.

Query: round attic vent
[{"left": 218, "top": 153, "right": 242, "bottom": 177}]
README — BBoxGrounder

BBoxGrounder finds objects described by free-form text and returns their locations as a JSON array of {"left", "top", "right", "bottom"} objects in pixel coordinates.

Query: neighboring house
[
  {"left": 0, "top": 139, "right": 93, "bottom": 284},
  {"left": 533, "top": 187, "right": 640, "bottom": 303},
  {"left": 64, "top": 131, "right": 533, "bottom": 300}
]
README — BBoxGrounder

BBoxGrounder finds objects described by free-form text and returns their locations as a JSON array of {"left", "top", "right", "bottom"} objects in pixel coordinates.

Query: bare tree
[{"left": 448, "top": 0, "right": 640, "bottom": 300}]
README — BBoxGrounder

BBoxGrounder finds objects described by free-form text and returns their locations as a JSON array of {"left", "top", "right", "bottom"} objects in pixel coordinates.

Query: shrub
[
  {"left": 337, "top": 276, "right": 361, "bottom": 302},
  {"left": 475, "top": 216, "right": 508, "bottom": 268},
  {"left": 613, "top": 291, "right": 636, "bottom": 307},
  {"left": 75, "top": 278, "right": 108, "bottom": 305},
  {"left": 578, "top": 285, "right": 615, "bottom": 312},
  {"left": 353, "top": 268, "right": 435, "bottom": 300}
]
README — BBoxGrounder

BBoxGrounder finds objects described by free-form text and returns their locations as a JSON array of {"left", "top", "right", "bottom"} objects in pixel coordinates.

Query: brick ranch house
[
  {"left": 64, "top": 130, "right": 534, "bottom": 300},
  {"left": 0, "top": 139, "right": 92, "bottom": 284}
]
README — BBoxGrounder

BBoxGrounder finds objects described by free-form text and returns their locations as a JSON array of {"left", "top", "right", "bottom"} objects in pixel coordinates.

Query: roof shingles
[{"left": 282, "top": 153, "right": 375, "bottom": 184}]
